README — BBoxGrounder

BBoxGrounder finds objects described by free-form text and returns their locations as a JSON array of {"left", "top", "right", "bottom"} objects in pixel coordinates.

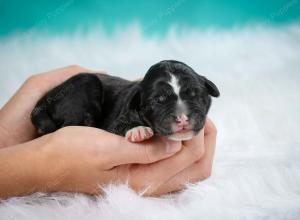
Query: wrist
[
  {"left": 36, "top": 134, "right": 75, "bottom": 193},
  {"left": 0, "top": 136, "right": 52, "bottom": 198},
  {"left": 32, "top": 134, "right": 67, "bottom": 193}
]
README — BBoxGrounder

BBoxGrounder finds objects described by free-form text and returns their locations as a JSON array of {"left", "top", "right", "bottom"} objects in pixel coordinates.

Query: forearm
[{"left": 0, "top": 136, "right": 51, "bottom": 199}]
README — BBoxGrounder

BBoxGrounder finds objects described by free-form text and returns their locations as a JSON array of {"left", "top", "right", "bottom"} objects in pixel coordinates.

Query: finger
[
  {"left": 36, "top": 65, "right": 106, "bottom": 94},
  {"left": 151, "top": 118, "right": 210, "bottom": 178},
  {"left": 108, "top": 135, "right": 182, "bottom": 167},
  {"left": 152, "top": 126, "right": 217, "bottom": 196},
  {"left": 41, "top": 65, "right": 106, "bottom": 79},
  {"left": 124, "top": 129, "right": 205, "bottom": 194},
  {"left": 143, "top": 129, "right": 205, "bottom": 181},
  {"left": 182, "top": 127, "right": 205, "bottom": 148},
  {"left": 198, "top": 117, "right": 217, "bottom": 176},
  {"left": 204, "top": 117, "right": 217, "bottom": 136},
  {"left": 135, "top": 77, "right": 144, "bottom": 81}
]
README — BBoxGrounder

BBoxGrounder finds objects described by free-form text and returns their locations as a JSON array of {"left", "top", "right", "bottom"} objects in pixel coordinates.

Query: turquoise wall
[{"left": 1, "top": 0, "right": 300, "bottom": 37}]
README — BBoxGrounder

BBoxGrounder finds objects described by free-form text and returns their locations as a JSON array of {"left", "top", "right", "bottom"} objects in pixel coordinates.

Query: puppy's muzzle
[{"left": 174, "top": 113, "right": 191, "bottom": 132}]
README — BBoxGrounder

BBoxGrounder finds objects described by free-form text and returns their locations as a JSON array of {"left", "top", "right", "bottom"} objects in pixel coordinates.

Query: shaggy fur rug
[{"left": 0, "top": 24, "right": 299, "bottom": 220}]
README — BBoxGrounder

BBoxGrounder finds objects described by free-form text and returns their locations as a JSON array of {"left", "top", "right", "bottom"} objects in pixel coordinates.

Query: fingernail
[{"left": 165, "top": 140, "right": 182, "bottom": 154}]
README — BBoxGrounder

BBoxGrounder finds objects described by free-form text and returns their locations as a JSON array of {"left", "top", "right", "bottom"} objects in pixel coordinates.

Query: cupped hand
[
  {"left": 35, "top": 118, "right": 216, "bottom": 196},
  {"left": 0, "top": 65, "right": 105, "bottom": 147}
]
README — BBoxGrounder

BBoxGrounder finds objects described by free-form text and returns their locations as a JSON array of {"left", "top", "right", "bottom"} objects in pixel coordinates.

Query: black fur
[{"left": 31, "top": 60, "right": 220, "bottom": 136}]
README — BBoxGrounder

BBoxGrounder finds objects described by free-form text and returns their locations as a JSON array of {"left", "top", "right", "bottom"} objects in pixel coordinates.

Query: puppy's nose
[{"left": 176, "top": 114, "right": 189, "bottom": 126}]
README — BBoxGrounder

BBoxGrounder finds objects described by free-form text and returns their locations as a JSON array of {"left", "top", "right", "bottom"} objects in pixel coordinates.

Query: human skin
[{"left": 0, "top": 65, "right": 217, "bottom": 198}]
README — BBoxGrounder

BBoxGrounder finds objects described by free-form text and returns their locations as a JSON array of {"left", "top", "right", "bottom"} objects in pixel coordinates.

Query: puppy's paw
[{"left": 125, "top": 126, "right": 154, "bottom": 142}]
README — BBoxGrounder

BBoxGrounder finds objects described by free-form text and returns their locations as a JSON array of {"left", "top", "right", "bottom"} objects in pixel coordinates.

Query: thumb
[{"left": 110, "top": 136, "right": 182, "bottom": 166}]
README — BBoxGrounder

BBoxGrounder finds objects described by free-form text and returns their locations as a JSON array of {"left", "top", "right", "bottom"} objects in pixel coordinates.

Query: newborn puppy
[{"left": 31, "top": 60, "right": 220, "bottom": 142}]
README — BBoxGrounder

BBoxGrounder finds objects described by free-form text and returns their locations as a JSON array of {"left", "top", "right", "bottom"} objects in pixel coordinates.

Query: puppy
[{"left": 31, "top": 60, "right": 220, "bottom": 142}]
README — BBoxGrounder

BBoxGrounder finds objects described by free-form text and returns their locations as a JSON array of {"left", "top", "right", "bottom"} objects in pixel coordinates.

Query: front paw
[{"left": 125, "top": 126, "right": 154, "bottom": 142}]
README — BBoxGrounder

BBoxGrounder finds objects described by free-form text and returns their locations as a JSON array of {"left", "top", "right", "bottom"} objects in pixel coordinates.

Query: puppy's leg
[
  {"left": 61, "top": 112, "right": 97, "bottom": 127},
  {"left": 125, "top": 126, "right": 154, "bottom": 142},
  {"left": 31, "top": 108, "right": 58, "bottom": 135},
  {"left": 31, "top": 73, "right": 103, "bottom": 135}
]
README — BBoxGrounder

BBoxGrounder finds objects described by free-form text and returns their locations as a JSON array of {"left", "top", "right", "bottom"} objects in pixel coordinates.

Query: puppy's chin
[{"left": 166, "top": 130, "right": 195, "bottom": 141}]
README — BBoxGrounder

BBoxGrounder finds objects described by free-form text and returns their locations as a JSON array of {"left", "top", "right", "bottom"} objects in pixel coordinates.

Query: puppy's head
[{"left": 129, "top": 60, "right": 220, "bottom": 141}]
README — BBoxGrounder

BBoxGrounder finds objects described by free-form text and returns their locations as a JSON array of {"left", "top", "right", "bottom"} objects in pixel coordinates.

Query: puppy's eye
[
  {"left": 157, "top": 95, "right": 166, "bottom": 103},
  {"left": 187, "top": 89, "right": 196, "bottom": 97},
  {"left": 190, "top": 90, "right": 196, "bottom": 97}
]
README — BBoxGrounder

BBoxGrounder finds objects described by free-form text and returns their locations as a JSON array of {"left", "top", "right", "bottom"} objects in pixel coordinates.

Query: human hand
[
  {"left": 30, "top": 126, "right": 183, "bottom": 195},
  {"left": 31, "top": 118, "right": 216, "bottom": 196},
  {"left": 0, "top": 118, "right": 216, "bottom": 198},
  {"left": 152, "top": 118, "right": 217, "bottom": 195},
  {"left": 0, "top": 65, "right": 105, "bottom": 147}
]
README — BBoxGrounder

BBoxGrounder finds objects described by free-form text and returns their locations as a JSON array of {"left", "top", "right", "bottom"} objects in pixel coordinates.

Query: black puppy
[{"left": 31, "top": 60, "right": 219, "bottom": 142}]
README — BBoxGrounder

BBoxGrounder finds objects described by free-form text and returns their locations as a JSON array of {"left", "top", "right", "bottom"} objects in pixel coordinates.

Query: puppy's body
[
  {"left": 31, "top": 73, "right": 140, "bottom": 135},
  {"left": 31, "top": 60, "right": 220, "bottom": 141}
]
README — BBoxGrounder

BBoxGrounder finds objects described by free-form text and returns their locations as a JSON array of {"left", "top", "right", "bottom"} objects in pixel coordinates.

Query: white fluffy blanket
[{"left": 0, "top": 24, "right": 300, "bottom": 220}]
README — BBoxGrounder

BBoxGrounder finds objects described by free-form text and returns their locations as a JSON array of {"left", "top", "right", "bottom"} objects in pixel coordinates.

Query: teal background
[{"left": 0, "top": 0, "right": 300, "bottom": 37}]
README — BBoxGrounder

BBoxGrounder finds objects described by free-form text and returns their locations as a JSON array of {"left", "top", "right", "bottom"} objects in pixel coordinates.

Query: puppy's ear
[
  {"left": 204, "top": 78, "right": 220, "bottom": 97},
  {"left": 198, "top": 75, "right": 220, "bottom": 97},
  {"left": 127, "top": 85, "right": 141, "bottom": 110}
]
